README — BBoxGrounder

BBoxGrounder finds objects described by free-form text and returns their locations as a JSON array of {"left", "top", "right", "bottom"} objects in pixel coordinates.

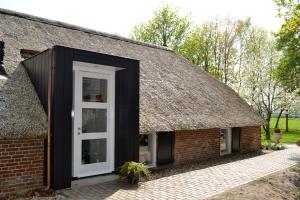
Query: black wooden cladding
[
  {"left": 23, "top": 50, "right": 50, "bottom": 112},
  {"left": 157, "top": 132, "right": 175, "bottom": 165},
  {"left": 23, "top": 45, "right": 140, "bottom": 190},
  {"left": 231, "top": 127, "right": 241, "bottom": 153},
  {"left": 51, "top": 47, "right": 73, "bottom": 189}
]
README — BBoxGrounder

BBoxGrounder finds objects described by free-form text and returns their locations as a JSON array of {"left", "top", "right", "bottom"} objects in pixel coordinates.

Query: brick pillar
[{"left": 240, "top": 126, "right": 261, "bottom": 152}]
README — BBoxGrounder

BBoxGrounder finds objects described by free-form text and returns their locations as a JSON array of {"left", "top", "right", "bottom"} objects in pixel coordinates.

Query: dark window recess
[
  {"left": 157, "top": 132, "right": 175, "bottom": 165},
  {"left": 232, "top": 127, "right": 241, "bottom": 153},
  {"left": 0, "top": 41, "right": 7, "bottom": 77},
  {"left": 20, "top": 49, "right": 40, "bottom": 59}
]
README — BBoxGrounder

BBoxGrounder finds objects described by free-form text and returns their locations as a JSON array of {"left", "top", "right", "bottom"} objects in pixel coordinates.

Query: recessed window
[
  {"left": 220, "top": 128, "right": 232, "bottom": 155},
  {"left": 139, "top": 134, "right": 156, "bottom": 167}
]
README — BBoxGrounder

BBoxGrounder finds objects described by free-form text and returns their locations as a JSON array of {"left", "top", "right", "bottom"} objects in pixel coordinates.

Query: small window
[
  {"left": 139, "top": 133, "right": 156, "bottom": 167},
  {"left": 220, "top": 128, "right": 232, "bottom": 155}
]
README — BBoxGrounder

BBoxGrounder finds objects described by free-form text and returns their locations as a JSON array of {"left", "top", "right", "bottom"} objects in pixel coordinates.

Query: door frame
[{"left": 72, "top": 63, "right": 116, "bottom": 178}]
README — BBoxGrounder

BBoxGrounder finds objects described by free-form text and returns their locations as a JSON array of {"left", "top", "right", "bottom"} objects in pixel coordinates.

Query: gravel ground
[{"left": 208, "top": 164, "right": 300, "bottom": 200}]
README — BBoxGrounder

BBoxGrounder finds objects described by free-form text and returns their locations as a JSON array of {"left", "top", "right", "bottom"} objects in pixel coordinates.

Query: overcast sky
[{"left": 0, "top": 0, "right": 282, "bottom": 37}]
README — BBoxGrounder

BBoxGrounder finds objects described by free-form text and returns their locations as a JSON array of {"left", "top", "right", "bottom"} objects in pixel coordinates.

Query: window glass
[
  {"left": 82, "top": 139, "right": 107, "bottom": 164},
  {"left": 220, "top": 129, "right": 228, "bottom": 153},
  {"left": 139, "top": 134, "right": 155, "bottom": 166},
  {"left": 82, "top": 77, "right": 107, "bottom": 102},
  {"left": 82, "top": 108, "right": 107, "bottom": 133}
]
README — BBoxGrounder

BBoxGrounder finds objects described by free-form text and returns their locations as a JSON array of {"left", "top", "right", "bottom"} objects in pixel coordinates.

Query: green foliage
[
  {"left": 261, "top": 118, "right": 300, "bottom": 143},
  {"left": 178, "top": 17, "right": 250, "bottom": 84},
  {"left": 130, "top": 4, "right": 191, "bottom": 51},
  {"left": 119, "top": 161, "right": 152, "bottom": 182},
  {"left": 274, "top": 0, "right": 300, "bottom": 92},
  {"left": 262, "top": 140, "right": 285, "bottom": 150},
  {"left": 291, "top": 164, "right": 300, "bottom": 173}
]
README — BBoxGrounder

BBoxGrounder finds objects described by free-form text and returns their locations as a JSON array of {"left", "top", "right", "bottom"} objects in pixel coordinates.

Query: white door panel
[{"left": 73, "top": 68, "right": 115, "bottom": 178}]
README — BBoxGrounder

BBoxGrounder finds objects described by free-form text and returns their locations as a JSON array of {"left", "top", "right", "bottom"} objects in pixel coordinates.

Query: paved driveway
[{"left": 59, "top": 146, "right": 300, "bottom": 200}]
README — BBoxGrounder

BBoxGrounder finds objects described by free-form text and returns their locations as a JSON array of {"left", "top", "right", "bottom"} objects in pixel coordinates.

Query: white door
[{"left": 73, "top": 68, "right": 115, "bottom": 178}]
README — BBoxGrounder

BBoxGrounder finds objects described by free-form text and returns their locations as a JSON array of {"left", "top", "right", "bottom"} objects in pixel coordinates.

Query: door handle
[{"left": 77, "top": 127, "right": 81, "bottom": 135}]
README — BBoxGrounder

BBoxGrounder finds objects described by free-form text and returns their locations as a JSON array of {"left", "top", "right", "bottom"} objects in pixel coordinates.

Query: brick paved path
[{"left": 59, "top": 146, "right": 300, "bottom": 200}]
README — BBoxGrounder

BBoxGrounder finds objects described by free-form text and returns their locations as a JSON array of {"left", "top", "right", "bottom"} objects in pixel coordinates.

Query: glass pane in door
[
  {"left": 82, "top": 139, "right": 107, "bottom": 164},
  {"left": 82, "top": 77, "right": 107, "bottom": 102},
  {"left": 82, "top": 109, "right": 107, "bottom": 133}
]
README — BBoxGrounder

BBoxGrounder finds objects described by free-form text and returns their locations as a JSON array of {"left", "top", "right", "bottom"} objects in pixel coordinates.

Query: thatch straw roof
[{"left": 0, "top": 8, "right": 263, "bottom": 138}]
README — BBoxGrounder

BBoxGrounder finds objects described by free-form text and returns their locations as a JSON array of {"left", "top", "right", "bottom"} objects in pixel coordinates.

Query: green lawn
[{"left": 261, "top": 118, "right": 300, "bottom": 144}]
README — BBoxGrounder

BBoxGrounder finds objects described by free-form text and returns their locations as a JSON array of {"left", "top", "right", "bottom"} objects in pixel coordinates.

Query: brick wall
[
  {"left": 0, "top": 138, "right": 45, "bottom": 198},
  {"left": 240, "top": 126, "right": 261, "bottom": 152},
  {"left": 174, "top": 126, "right": 261, "bottom": 165},
  {"left": 174, "top": 129, "right": 220, "bottom": 165}
]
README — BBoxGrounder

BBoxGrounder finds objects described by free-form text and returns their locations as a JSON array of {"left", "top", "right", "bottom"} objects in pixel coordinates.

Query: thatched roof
[{"left": 0, "top": 8, "right": 264, "bottom": 138}]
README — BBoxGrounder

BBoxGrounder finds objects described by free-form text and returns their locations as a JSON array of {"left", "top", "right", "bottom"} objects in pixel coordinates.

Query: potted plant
[
  {"left": 119, "top": 161, "right": 152, "bottom": 184},
  {"left": 274, "top": 128, "right": 282, "bottom": 144}
]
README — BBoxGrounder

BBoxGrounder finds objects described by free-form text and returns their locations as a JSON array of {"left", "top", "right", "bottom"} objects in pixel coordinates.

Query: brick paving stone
[{"left": 58, "top": 146, "right": 300, "bottom": 200}]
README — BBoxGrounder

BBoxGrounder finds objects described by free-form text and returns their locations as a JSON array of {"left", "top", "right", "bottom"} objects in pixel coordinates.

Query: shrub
[
  {"left": 119, "top": 161, "right": 152, "bottom": 184},
  {"left": 262, "top": 141, "right": 285, "bottom": 150}
]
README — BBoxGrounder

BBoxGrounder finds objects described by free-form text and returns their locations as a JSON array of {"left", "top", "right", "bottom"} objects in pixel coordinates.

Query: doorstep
[{"left": 71, "top": 174, "right": 119, "bottom": 189}]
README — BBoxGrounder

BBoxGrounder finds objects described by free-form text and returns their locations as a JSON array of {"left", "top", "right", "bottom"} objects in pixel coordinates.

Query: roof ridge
[{"left": 0, "top": 8, "right": 173, "bottom": 52}]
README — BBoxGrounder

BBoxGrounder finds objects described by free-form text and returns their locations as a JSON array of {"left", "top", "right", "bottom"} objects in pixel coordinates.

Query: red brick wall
[
  {"left": 0, "top": 138, "right": 45, "bottom": 198},
  {"left": 174, "top": 126, "right": 261, "bottom": 165},
  {"left": 174, "top": 129, "right": 220, "bottom": 165},
  {"left": 240, "top": 126, "right": 261, "bottom": 152}
]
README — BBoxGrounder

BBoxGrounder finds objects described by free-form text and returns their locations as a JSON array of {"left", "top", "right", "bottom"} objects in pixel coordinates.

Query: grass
[{"left": 261, "top": 118, "right": 300, "bottom": 144}]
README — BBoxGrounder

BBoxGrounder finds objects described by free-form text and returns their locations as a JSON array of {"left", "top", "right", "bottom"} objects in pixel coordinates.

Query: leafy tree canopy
[
  {"left": 130, "top": 4, "right": 191, "bottom": 51},
  {"left": 274, "top": 0, "right": 300, "bottom": 92}
]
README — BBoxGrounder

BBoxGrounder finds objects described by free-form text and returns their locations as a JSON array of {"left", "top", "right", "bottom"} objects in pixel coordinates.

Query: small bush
[
  {"left": 262, "top": 141, "right": 285, "bottom": 150},
  {"left": 119, "top": 161, "right": 152, "bottom": 184},
  {"left": 291, "top": 165, "right": 300, "bottom": 173}
]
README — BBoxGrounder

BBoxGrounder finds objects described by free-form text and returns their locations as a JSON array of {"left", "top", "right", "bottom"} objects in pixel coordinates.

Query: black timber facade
[{"left": 23, "top": 46, "right": 140, "bottom": 189}]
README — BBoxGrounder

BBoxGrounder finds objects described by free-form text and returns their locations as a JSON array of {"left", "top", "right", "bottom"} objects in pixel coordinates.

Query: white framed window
[
  {"left": 220, "top": 128, "right": 232, "bottom": 155},
  {"left": 139, "top": 133, "right": 157, "bottom": 168}
]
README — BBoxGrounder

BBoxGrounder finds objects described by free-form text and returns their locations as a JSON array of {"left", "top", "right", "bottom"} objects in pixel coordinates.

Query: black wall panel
[
  {"left": 157, "top": 132, "right": 175, "bottom": 165},
  {"left": 23, "top": 50, "right": 50, "bottom": 112},
  {"left": 232, "top": 127, "right": 241, "bottom": 153},
  {"left": 51, "top": 47, "right": 73, "bottom": 189}
]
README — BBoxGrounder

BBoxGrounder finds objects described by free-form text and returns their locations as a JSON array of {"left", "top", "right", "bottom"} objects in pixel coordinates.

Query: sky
[{"left": 0, "top": 0, "right": 282, "bottom": 37}]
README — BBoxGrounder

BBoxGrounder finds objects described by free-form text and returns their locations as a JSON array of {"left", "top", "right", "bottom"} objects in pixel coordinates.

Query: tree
[
  {"left": 178, "top": 22, "right": 216, "bottom": 72},
  {"left": 178, "top": 17, "right": 249, "bottom": 85},
  {"left": 276, "top": 89, "right": 300, "bottom": 130},
  {"left": 130, "top": 4, "right": 191, "bottom": 51},
  {"left": 274, "top": 0, "right": 300, "bottom": 92},
  {"left": 238, "top": 28, "right": 282, "bottom": 140}
]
